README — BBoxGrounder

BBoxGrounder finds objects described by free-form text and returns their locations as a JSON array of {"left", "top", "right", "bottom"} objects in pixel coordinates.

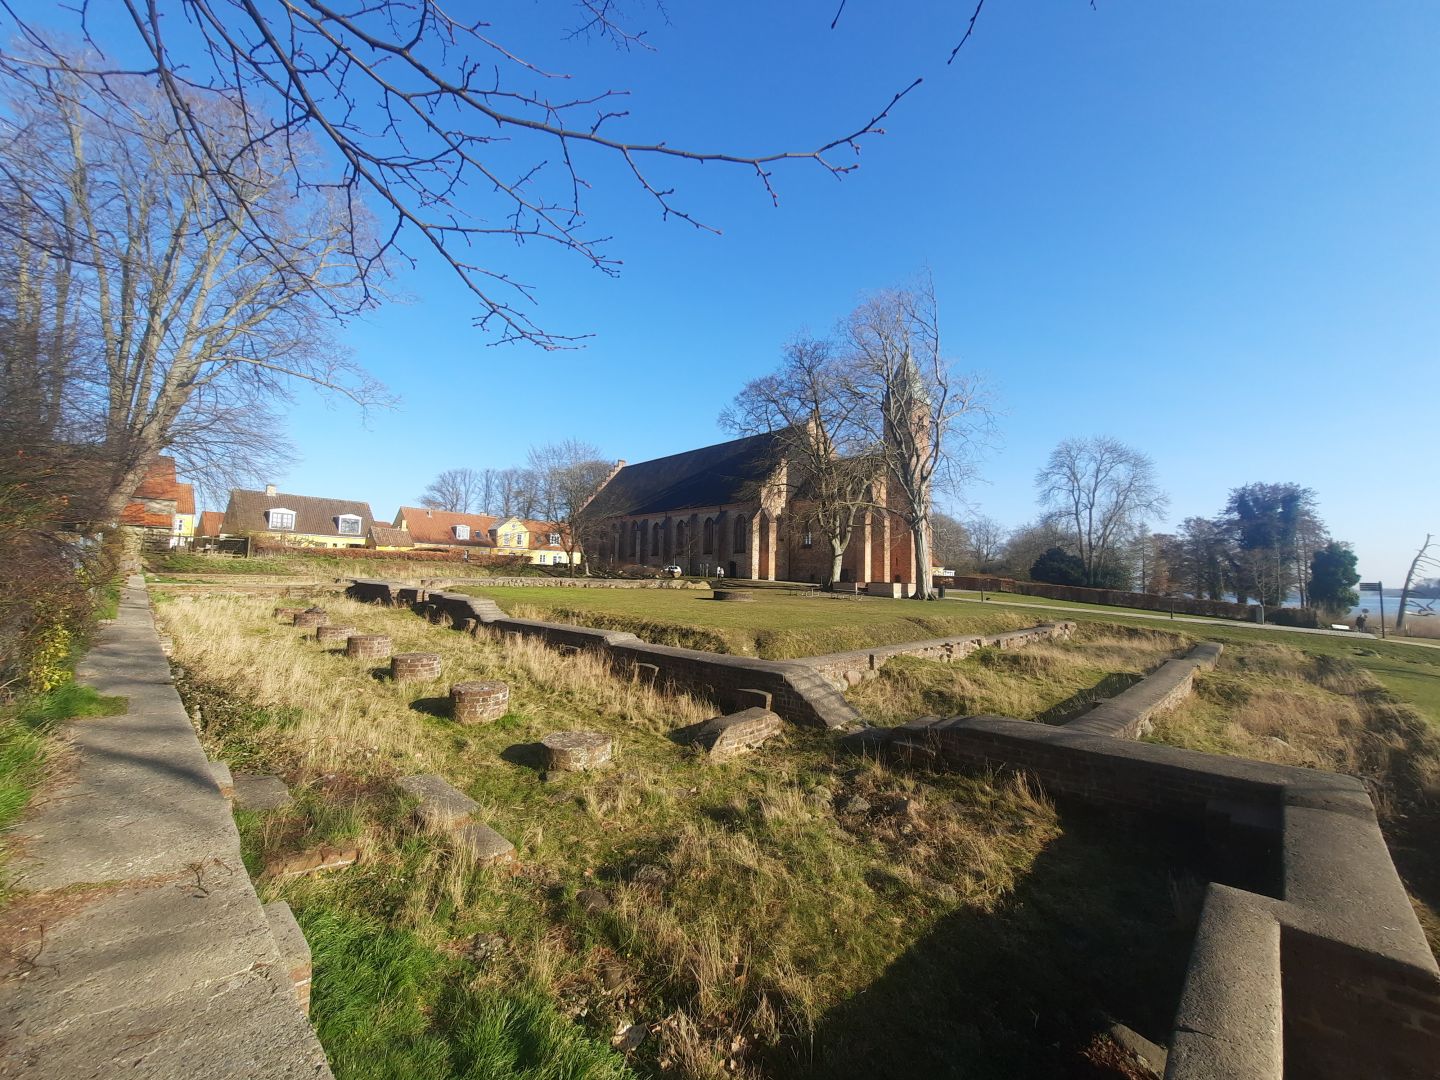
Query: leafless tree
[
  {"left": 929, "top": 511, "right": 970, "bottom": 572},
  {"left": 1036, "top": 436, "right": 1168, "bottom": 588},
  {"left": 0, "top": 3, "right": 928, "bottom": 348},
  {"left": 420, "top": 467, "right": 488, "bottom": 514},
  {"left": 493, "top": 467, "right": 540, "bottom": 520},
  {"left": 843, "top": 278, "right": 992, "bottom": 599},
  {"left": 962, "top": 513, "right": 1006, "bottom": 572},
  {"left": 997, "top": 518, "right": 1070, "bottom": 580},
  {"left": 723, "top": 336, "right": 882, "bottom": 587},
  {"left": 527, "top": 440, "right": 612, "bottom": 574},
  {"left": 1396, "top": 534, "right": 1439, "bottom": 634},
  {"left": 0, "top": 65, "right": 384, "bottom": 520}
]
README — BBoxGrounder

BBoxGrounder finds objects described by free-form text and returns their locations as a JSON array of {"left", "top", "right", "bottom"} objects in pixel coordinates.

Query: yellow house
[
  {"left": 173, "top": 482, "right": 197, "bottom": 546},
  {"left": 391, "top": 507, "right": 577, "bottom": 565},
  {"left": 219, "top": 485, "right": 374, "bottom": 549}
]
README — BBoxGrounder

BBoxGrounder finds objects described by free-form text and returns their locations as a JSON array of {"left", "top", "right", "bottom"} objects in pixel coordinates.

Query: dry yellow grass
[{"left": 153, "top": 589, "right": 1191, "bottom": 1079}]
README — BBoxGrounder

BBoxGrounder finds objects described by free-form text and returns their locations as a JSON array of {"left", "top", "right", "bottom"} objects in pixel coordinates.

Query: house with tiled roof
[
  {"left": 391, "top": 507, "right": 577, "bottom": 566},
  {"left": 220, "top": 485, "right": 373, "bottom": 549},
  {"left": 197, "top": 510, "right": 225, "bottom": 538},
  {"left": 118, "top": 456, "right": 201, "bottom": 550}
]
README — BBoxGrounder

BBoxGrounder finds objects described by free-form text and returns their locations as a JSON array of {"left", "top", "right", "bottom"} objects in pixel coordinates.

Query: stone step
[
  {"left": 263, "top": 901, "right": 314, "bottom": 1015},
  {"left": 232, "top": 773, "right": 293, "bottom": 811},
  {"left": 397, "top": 773, "right": 479, "bottom": 828}
]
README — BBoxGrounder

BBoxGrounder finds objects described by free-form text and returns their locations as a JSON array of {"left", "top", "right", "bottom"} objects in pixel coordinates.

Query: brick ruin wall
[
  {"left": 799, "top": 622, "right": 1077, "bottom": 690},
  {"left": 351, "top": 577, "right": 1440, "bottom": 1077},
  {"left": 947, "top": 574, "right": 1263, "bottom": 622},
  {"left": 902, "top": 643, "right": 1440, "bottom": 1080}
]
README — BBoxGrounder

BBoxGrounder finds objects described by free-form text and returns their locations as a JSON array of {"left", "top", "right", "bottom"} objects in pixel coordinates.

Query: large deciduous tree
[
  {"left": 0, "top": 66, "right": 382, "bottom": 518},
  {"left": 723, "top": 337, "right": 881, "bottom": 588},
  {"left": 1035, "top": 436, "right": 1168, "bottom": 589},
  {"left": 844, "top": 279, "right": 991, "bottom": 599}
]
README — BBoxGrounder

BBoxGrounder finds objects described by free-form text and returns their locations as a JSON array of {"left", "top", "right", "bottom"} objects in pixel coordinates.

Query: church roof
[{"left": 587, "top": 430, "right": 789, "bottom": 517}]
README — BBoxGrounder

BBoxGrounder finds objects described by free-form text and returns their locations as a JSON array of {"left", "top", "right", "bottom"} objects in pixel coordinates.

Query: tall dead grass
[{"left": 1150, "top": 645, "right": 1440, "bottom": 808}]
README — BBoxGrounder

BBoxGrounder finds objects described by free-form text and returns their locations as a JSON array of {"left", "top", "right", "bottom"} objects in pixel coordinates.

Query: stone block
[
  {"left": 263, "top": 900, "right": 313, "bottom": 1015},
  {"left": 315, "top": 624, "right": 356, "bottom": 644},
  {"left": 711, "top": 589, "right": 754, "bottom": 602},
  {"left": 695, "top": 708, "right": 783, "bottom": 762},
  {"left": 232, "top": 773, "right": 293, "bottom": 811},
  {"left": 273, "top": 606, "right": 305, "bottom": 621},
  {"left": 541, "top": 731, "right": 613, "bottom": 772},
  {"left": 293, "top": 608, "right": 327, "bottom": 629},
  {"left": 392, "top": 651, "right": 442, "bottom": 682},
  {"left": 454, "top": 822, "right": 516, "bottom": 864},
  {"left": 263, "top": 844, "right": 361, "bottom": 880},
  {"left": 346, "top": 633, "right": 392, "bottom": 660},
  {"left": 397, "top": 773, "right": 479, "bottom": 829},
  {"left": 208, "top": 760, "right": 234, "bottom": 799},
  {"left": 450, "top": 680, "right": 509, "bottom": 724}
]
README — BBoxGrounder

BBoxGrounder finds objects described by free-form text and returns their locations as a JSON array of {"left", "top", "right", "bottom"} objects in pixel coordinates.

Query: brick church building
[{"left": 582, "top": 430, "right": 921, "bottom": 594}]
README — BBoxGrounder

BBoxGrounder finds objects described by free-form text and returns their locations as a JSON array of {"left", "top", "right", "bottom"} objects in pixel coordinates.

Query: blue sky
[{"left": 23, "top": 2, "right": 1438, "bottom": 581}]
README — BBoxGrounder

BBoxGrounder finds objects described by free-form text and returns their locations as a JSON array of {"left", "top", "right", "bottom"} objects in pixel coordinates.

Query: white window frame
[
  {"left": 336, "top": 514, "right": 362, "bottom": 536},
  {"left": 267, "top": 507, "right": 297, "bottom": 531},
  {"left": 548, "top": 532, "right": 560, "bottom": 546},
  {"left": 454, "top": 524, "right": 471, "bottom": 541}
]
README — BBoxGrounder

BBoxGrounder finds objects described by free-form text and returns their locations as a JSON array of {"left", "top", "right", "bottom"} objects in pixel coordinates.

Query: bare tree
[
  {"left": 527, "top": 440, "right": 612, "bottom": 575},
  {"left": 1036, "top": 436, "right": 1168, "bottom": 588},
  {"left": 843, "top": 278, "right": 992, "bottom": 599},
  {"left": 962, "top": 513, "right": 1006, "bottom": 573},
  {"left": 1396, "top": 534, "right": 1439, "bottom": 634},
  {"left": 0, "top": 4, "right": 926, "bottom": 348},
  {"left": 493, "top": 467, "right": 540, "bottom": 519},
  {"left": 0, "top": 65, "right": 383, "bottom": 520},
  {"left": 420, "top": 468, "right": 488, "bottom": 514},
  {"left": 723, "top": 336, "right": 882, "bottom": 587},
  {"left": 929, "top": 511, "right": 970, "bottom": 572}
]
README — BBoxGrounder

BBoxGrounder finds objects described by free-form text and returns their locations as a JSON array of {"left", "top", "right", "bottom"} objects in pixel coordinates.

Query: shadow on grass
[
  {"left": 1035, "top": 673, "right": 1144, "bottom": 726},
  {"left": 500, "top": 742, "right": 546, "bottom": 771},
  {"left": 407, "top": 696, "right": 450, "bottom": 719},
  {"left": 773, "top": 807, "right": 1200, "bottom": 1080}
]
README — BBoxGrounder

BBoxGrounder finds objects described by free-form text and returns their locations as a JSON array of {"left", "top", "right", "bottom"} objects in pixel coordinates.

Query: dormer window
[
  {"left": 454, "top": 524, "right": 471, "bottom": 541},
  {"left": 336, "top": 514, "right": 362, "bottom": 536},
  {"left": 267, "top": 508, "right": 296, "bottom": 531},
  {"left": 548, "top": 533, "right": 560, "bottom": 546}
]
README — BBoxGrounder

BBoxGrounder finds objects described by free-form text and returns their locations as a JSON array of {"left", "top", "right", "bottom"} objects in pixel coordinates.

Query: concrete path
[
  {"left": 0, "top": 577, "right": 332, "bottom": 1079},
  {"left": 943, "top": 594, "right": 1440, "bottom": 648}
]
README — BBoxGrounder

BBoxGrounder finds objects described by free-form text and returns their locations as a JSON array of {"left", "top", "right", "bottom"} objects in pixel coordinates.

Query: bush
[
  {"left": 1029, "top": 547, "right": 1086, "bottom": 587},
  {"left": 1265, "top": 606, "right": 1320, "bottom": 629}
]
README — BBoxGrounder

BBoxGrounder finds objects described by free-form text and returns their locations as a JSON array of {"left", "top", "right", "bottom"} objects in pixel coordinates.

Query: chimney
[{"left": 265, "top": 483, "right": 277, "bottom": 497}]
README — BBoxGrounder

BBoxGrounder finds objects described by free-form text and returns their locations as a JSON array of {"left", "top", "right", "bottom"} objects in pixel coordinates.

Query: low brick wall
[
  {"left": 1065, "top": 643, "right": 1222, "bottom": 738},
  {"left": 348, "top": 580, "right": 859, "bottom": 729},
  {"left": 948, "top": 575, "right": 1263, "bottom": 622},
  {"left": 799, "top": 623, "right": 1076, "bottom": 689},
  {"left": 891, "top": 643, "right": 1440, "bottom": 1080}
]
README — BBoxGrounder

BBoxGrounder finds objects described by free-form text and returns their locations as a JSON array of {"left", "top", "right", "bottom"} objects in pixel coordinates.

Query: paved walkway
[
  {"left": 943, "top": 594, "right": 1440, "bottom": 648},
  {"left": 0, "top": 577, "right": 332, "bottom": 1078}
]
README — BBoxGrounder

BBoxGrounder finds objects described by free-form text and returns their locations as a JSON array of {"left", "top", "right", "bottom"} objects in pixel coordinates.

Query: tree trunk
[
  {"left": 1396, "top": 534, "right": 1434, "bottom": 634},
  {"left": 912, "top": 520, "right": 934, "bottom": 599}
]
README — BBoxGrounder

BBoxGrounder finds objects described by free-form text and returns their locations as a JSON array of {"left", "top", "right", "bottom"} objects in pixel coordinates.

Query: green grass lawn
[{"left": 455, "top": 586, "right": 1038, "bottom": 659}]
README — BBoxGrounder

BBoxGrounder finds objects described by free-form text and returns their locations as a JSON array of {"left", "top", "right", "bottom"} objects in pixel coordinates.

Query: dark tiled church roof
[{"left": 588, "top": 430, "right": 789, "bottom": 517}]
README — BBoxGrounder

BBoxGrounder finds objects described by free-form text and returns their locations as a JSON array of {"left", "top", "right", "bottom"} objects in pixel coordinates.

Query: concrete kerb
[{"left": 1, "top": 576, "right": 332, "bottom": 1079}]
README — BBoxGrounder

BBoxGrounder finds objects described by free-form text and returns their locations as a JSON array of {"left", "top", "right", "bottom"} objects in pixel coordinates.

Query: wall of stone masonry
[
  {"left": 349, "top": 582, "right": 860, "bottom": 729},
  {"left": 947, "top": 574, "right": 1263, "bottom": 621},
  {"left": 899, "top": 644, "right": 1440, "bottom": 1080},
  {"left": 799, "top": 622, "right": 1076, "bottom": 689}
]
